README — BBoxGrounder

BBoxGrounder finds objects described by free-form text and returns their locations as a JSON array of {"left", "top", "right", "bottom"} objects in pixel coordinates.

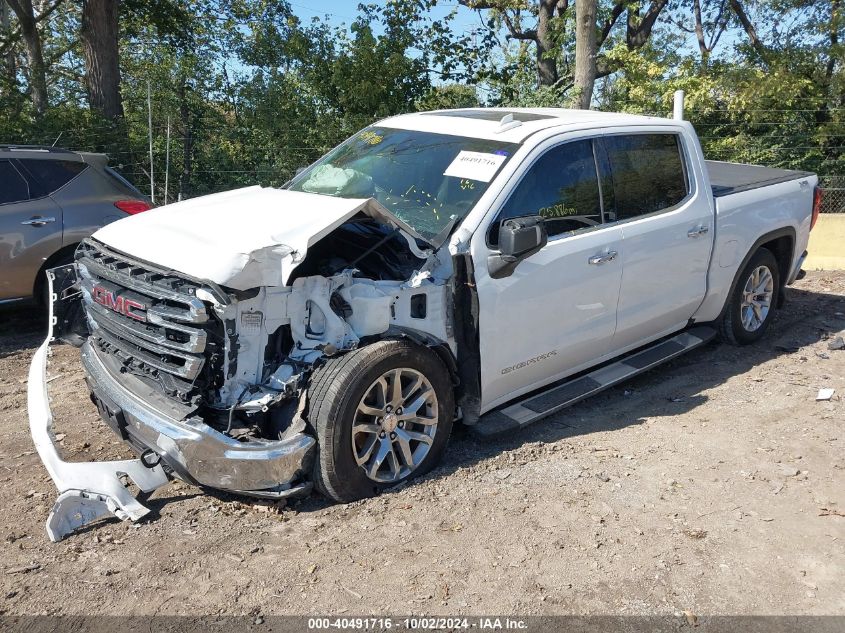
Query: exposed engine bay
[{"left": 195, "top": 214, "right": 454, "bottom": 444}]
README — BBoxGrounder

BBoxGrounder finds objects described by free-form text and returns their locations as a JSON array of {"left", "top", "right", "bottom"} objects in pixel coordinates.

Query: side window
[
  {"left": 0, "top": 161, "right": 29, "bottom": 205},
  {"left": 17, "top": 159, "right": 87, "bottom": 197},
  {"left": 492, "top": 139, "right": 602, "bottom": 244},
  {"left": 601, "top": 134, "right": 688, "bottom": 221}
]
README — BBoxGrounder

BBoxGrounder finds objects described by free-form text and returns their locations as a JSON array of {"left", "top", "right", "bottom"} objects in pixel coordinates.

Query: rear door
[
  {"left": 598, "top": 133, "right": 713, "bottom": 352},
  {"left": 15, "top": 157, "right": 109, "bottom": 248},
  {"left": 473, "top": 137, "right": 624, "bottom": 411},
  {"left": 0, "top": 159, "right": 63, "bottom": 300}
]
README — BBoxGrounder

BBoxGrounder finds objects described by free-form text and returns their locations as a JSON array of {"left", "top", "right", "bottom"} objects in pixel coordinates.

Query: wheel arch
[
  {"left": 719, "top": 227, "right": 795, "bottom": 319},
  {"left": 33, "top": 242, "right": 81, "bottom": 304}
]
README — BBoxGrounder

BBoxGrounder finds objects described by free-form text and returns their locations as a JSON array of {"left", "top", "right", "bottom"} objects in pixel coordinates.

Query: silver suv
[{"left": 0, "top": 145, "right": 151, "bottom": 305}]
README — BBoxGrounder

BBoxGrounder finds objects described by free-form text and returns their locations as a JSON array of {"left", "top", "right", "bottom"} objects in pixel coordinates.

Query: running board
[{"left": 473, "top": 326, "right": 717, "bottom": 437}]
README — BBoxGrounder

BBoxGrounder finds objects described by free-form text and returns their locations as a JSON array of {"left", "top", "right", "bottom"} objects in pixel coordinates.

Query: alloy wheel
[
  {"left": 351, "top": 368, "right": 439, "bottom": 483},
  {"left": 740, "top": 265, "right": 774, "bottom": 332}
]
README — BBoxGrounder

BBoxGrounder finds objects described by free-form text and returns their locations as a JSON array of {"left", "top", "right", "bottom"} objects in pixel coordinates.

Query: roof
[
  {"left": 0, "top": 144, "right": 77, "bottom": 155},
  {"left": 376, "top": 107, "right": 676, "bottom": 143},
  {"left": 0, "top": 145, "right": 104, "bottom": 163}
]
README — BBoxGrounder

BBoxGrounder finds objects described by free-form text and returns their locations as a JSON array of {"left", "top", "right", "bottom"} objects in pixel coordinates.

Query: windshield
[{"left": 287, "top": 127, "right": 519, "bottom": 240}]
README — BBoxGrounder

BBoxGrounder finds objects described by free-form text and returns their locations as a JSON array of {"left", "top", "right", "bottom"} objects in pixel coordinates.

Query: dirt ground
[{"left": 0, "top": 272, "right": 843, "bottom": 618}]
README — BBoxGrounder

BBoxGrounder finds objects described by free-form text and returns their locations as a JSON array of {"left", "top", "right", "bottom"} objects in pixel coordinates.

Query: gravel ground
[{"left": 0, "top": 272, "right": 843, "bottom": 617}]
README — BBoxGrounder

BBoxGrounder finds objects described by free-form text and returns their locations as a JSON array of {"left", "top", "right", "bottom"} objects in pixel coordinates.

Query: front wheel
[
  {"left": 308, "top": 340, "right": 454, "bottom": 502},
  {"left": 719, "top": 247, "right": 780, "bottom": 345}
]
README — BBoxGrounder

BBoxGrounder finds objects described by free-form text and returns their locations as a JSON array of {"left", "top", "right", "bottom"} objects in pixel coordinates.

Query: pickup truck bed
[{"left": 706, "top": 160, "right": 814, "bottom": 197}]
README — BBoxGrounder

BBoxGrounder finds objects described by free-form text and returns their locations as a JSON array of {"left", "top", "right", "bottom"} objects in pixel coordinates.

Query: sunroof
[{"left": 425, "top": 109, "right": 555, "bottom": 122}]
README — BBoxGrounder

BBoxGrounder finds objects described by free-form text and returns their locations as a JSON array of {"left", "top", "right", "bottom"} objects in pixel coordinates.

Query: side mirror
[{"left": 489, "top": 215, "right": 547, "bottom": 279}]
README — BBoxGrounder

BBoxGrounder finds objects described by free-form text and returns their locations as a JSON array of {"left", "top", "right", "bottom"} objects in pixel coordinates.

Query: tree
[
  {"left": 574, "top": 0, "right": 597, "bottom": 108},
  {"left": 460, "top": 0, "right": 568, "bottom": 87},
  {"left": 80, "top": 0, "right": 123, "bottom": 119},
  {"left": 0, "top": 1, "right": 15, "bottom": 92},
  {"left": 5, "top": 0, "right": 53, "bottom": 114},
  {"left": 460, "top": 0, "right": 671, "bottom": 100}
]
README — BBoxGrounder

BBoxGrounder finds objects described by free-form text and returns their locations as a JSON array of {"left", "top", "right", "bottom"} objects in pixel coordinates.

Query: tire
[
  {"left": 308, "top": 339, "right": 454, "bottom": 502},
  {"left": 719, "top": 247, "right": 780, "bottom": 345}
]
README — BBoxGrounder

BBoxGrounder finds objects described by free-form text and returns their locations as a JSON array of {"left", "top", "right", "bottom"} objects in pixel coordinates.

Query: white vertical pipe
[{"left": 673, "top": 90, "right": 685, "bottom": 121}]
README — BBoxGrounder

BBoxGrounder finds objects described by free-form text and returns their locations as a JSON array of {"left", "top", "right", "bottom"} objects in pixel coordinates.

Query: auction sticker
[{"left": 443, "top": 151, "right": 507, "bottom": 182}]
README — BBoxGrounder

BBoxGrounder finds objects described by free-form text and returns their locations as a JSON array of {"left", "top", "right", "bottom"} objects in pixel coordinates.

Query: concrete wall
[{"left": 805, "top": 214, "right": 845, "bottom": 270}]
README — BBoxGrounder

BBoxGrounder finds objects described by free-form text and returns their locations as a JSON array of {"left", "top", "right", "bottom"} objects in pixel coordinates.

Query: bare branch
[
  {"left": 728, "top": 0, "right": 768, "bottom": 60},
  {"left": 627, "top": 0, "right": 669, "bottom": 49},
  {"left": 501, "top": 10, "right": 536, "bottom": 41},
  {"left": 599, "top": 1, "right": 625, "bottom": 47}
]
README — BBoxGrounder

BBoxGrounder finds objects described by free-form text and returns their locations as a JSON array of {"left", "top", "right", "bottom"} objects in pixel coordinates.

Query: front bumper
[
  {"left": 80, "top": 341, "right": 315, "bottom": 495},
  {"left": 28, "top": 266, "right": 316, "bottom": 542}
]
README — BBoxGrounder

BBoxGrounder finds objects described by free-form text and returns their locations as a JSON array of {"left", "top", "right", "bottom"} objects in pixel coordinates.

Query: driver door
[{"left": 472, "top": 138, "right": 624, "bottom": 411}]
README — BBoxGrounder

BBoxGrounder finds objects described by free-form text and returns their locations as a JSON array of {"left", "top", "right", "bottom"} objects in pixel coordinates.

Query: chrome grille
[{"left": 76, "top": 239, "right": 220, "bottom": 387}]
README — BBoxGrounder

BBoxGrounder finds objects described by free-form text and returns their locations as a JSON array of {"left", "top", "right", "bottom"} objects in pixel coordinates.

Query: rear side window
[
  {"left": 601, "top": 134, "right": 688, "bottom": 220},
  {"left": 493, "top": 139, "right": 602, "bottom": 243},
  {"left": 17, "top": 159, "right": 87, "bottom": 197},
  {"left": 0, "top": 161, "right": 29, "bottom": 204},
  {"left": 104, "top": 166, "right": 144, "bottom": 197}
]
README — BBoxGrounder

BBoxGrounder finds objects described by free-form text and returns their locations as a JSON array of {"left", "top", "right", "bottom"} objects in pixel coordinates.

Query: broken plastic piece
[
  {"left": 27, "top": 271, "right": 169, "bottom": 542},
  {"left": 816, "top": 388, "right": 835, "bottom": 401}
]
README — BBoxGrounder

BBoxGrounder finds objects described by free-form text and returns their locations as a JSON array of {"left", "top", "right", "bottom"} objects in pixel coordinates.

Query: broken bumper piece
[
  {"left": 28, "top": 337, "right": 170, "bottom": 542},
  {"left": 28, "top": 268, "right": 316, "bottom": 542}
]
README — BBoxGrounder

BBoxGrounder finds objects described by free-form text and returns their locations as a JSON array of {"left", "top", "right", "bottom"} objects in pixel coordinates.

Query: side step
[{"left": 473, "top": 326, "right": 717, "bottom": 437}]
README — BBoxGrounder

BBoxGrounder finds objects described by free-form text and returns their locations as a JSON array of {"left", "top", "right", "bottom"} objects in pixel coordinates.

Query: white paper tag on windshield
[{"left": 443, "top": 151, "right": 507, "bottom": 182}]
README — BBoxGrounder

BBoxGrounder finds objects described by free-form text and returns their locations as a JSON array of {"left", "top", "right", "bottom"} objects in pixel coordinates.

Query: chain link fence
[{"left": 819, "top": 176, "right": 845, "bottom": 214}]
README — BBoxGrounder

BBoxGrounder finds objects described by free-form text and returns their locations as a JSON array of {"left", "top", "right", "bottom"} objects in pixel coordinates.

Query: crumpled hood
[{"left": 92, "top": 186, "right": 414, "bottom": 290}]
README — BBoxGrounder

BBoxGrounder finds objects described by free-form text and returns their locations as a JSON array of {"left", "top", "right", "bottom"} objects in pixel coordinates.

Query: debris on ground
[
  {"left": 816, "top": 388, "right": 835, "bottom": 401},
  {"left": 819, "top": 508, "right": 845, "bottom": 517}
]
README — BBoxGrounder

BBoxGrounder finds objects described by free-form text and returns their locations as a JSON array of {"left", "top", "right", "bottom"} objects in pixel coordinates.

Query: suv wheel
[
  {"left": 719, "top": 247, "right": 780, "bottom": 345},
  {"left": 308, "top": 339, "right": 454, "bottom": 502}
]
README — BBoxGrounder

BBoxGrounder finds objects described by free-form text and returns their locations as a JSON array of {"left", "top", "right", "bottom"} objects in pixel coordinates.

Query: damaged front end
[{"left": 28, "top": 203, "right": 454, "bottom": 541}]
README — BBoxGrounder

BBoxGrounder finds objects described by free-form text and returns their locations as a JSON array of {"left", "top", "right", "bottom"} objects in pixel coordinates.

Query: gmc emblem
[{"left": 92, "top": 284, "right": 146, "bottom": 322}]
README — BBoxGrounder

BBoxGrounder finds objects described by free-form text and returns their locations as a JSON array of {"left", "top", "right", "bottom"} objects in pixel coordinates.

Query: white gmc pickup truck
[{"left": 29, "top": 107, "right": 821, "bottom": 540}]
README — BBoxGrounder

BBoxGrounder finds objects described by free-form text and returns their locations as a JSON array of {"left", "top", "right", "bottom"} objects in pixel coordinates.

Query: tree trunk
[
  {"left": 80, "top": 0, "right": 123, "bottom": 119},
  {"left": 0, "top": 1, "right": 15, "bottom": 92},
  {"left": 535, "top": 0, "right": 558, "bottom": 86},
  {"left": 6, "top": 0, "right": 47, "bottom": 114},
  {"left": 692, "top": 0, "right": 710, "bottom": 67},
  {"left": 574, "top": 0, "right": 597, "bottom": 108}
]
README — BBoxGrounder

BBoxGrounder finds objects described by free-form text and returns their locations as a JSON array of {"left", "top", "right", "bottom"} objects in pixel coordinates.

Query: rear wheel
[
  {"left": 308, "top": 340, "right": 454, "bottom": 502},
  {"left": 719, "top": 248, "right": 780, "bottom": 345}
]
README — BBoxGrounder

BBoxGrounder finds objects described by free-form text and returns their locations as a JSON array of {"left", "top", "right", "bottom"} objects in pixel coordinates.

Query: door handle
[
  {"left": 588, "top": 250, "right": 618, "bottom": 265},
  {"left": 21, "top": 216, "right": 56, "bottom": 227},
  {"left": 688, "top": 225, "right": 709, "bottom": 238}
]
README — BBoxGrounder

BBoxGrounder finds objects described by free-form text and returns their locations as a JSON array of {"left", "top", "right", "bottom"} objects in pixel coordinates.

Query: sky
[{"left": 287, "top": 1, "right": 482, "bottom": 35}]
